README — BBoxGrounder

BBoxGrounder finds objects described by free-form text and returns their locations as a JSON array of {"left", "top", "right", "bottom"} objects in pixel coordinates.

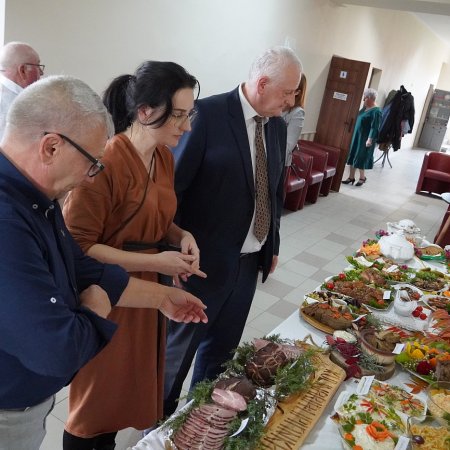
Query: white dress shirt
[
  {"left": 0, "top": 74, "right": 22, "bottom": 141},
  {"left": 238, "top": 83, "right": 269, "bottom": 254}
]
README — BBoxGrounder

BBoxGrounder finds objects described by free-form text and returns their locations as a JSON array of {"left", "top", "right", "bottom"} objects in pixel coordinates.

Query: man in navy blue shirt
[{"left": 0, "top": 75, "right": 207, "bottom": 450}]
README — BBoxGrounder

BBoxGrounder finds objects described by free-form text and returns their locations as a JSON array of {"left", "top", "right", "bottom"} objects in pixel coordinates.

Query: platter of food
[
  {"left": 332, "top": 375, "right": 428, "bottom": 450},
  {"left": 407, "top": 415, "right": 450, "bottom": 450},
  {"left": 300, "top": 302, "right": 353, "bottom": 334},
  {"left": 326, "top": 331, "right": 395, "bottom": 381},
  {"left": 160, "top": 336, "right": 345, "bottom": 450},
  {"left": 259, "top": 347, "right": 346, "bottom": 449},
  {"left": 417, "top": 243, "right": 445, "bottom": 261},
  {"left": 410, "top": 268, "right": 448, "bottom": 292},
  {"left": 303, "top": 290, "right": 370, "bottom": 317},
  {"left": 422, "top": 293, "right": 450, "bottom": 312},
  {"left": 395, "top": 338, "right": 450, "bottom": 383},
  {"left": 323, "top": 279, "right": 394, "bottom": 310}
]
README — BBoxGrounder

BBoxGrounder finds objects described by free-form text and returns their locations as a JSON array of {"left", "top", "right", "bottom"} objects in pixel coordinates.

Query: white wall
[{"left": 5, "top": 0, "right": 450, "bottom": 147}]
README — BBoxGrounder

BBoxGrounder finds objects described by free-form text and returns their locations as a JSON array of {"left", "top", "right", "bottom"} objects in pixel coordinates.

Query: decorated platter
[
  {"left": 410, "top": 269, "right": 448, "bottom": 293},
  {"left": 364, "top": 379, "right": 426, "bottom": 417},
  {"left": 417, "top": 243, "right": 445, "bottom": 261},
  {"left": 162, "top": 337, "right": 322, "bottom": 450},
  {"left": 422, "top": 293, "right": 450, "bottom": 312},
  {"left": 333, "top": 391, "right": 406, "bottom": 434},
  {"left": 259, "top": 348, "right": 346, "bottom": 449},
  {"left": 300, "top": 306, "right": 339, "bottom": 334},
  {"left": 323, "top": 279, "right": 394, "bottom": 310},
  {"left": 304, "top": 290, "right": 370, "bottom": 316},
  {"left": 395, "top": 338, "right": 450, "bottom": 384}
]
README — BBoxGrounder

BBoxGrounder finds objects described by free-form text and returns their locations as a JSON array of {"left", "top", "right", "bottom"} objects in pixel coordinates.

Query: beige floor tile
[
  {"left": 268, "top": 266, "right": 305, "bottom": 287},
  {"left": 51, "top": 396, "right": 68, "bottom": 423},
  {"left": 40, "top": 415, "right": 65, "bottom": 450},
  {"left": 248, "top": 311, "right": 286, "bottom": 335},
  {"left": 266, "top": 299, "right": 298, "bottom": 319}
]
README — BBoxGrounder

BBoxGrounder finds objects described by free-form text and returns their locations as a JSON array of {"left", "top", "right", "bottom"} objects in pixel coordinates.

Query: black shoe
[
  {"left": 355, "top": 177, "right": 367, "bottom": 186},
  {"left": 342, "top": 178, "right": 355, "bottom": 185}
]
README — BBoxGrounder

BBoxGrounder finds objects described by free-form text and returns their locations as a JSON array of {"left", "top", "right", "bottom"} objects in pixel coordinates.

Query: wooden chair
[
  {"left": 299, "top": 140, "right": 339, "bottom": 196},
  {"left": 284, "top": 149, "right": 312, "bottom": 211},
  {"left": 416, "top": 151, "right": 450, "bottom": 196}
]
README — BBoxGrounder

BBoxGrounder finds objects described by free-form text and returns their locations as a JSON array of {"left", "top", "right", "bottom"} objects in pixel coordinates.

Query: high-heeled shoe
[
  {"left": 355, "top": 177, "right": 367, "bottom": 186},
  {"left": 342, "top": 178, "right": 355, "bottom": 185}
]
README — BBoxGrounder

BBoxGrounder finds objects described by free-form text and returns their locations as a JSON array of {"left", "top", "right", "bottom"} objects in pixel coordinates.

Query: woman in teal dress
[{"left": 342, "top": 88, "right": 381, "bottom": 186}]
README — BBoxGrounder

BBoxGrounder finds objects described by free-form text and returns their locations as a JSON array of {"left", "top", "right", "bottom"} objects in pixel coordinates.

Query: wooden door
[{"left": 314, "top": 56, "right": 370, "bottom": 191}]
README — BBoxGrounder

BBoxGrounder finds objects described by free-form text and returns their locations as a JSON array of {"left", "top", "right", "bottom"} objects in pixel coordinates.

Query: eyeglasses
[
  {"left": 170, "top": 109, "right": 197, "bottom": 125},
  {"left": 24, "top": 63, "right": 45, "bottom": 73},
  {"left": 44, "top": 132, "right": 105, "bottom": 177}
]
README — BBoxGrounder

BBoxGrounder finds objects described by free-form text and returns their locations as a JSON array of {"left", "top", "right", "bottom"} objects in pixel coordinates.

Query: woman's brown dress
[{"left": 63, "top": 134, "right": 176, "bottom": 437}]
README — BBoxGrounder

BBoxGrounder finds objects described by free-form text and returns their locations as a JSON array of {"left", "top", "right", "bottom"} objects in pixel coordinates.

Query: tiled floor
[{"left": 41, "top": 146, "right": 446, "bottom": 449}]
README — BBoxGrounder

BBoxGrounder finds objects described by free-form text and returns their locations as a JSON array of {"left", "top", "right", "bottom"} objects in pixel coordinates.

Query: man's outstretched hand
[{"left": 159, "top": 287, "right": 208, "bottom": 323}]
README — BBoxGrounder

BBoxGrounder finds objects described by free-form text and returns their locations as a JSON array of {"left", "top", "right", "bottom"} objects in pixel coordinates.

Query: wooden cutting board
[
  {"left": 329, "top": 349, "right": 396, "bottom": 381},
  {"left": 259, "top": 349, "right": 346, "bottom": 450}
]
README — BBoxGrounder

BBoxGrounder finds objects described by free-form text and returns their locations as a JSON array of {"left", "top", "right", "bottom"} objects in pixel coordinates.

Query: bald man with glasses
[{"left": 0, "top": 41, "right": 44, "bottom": 140}]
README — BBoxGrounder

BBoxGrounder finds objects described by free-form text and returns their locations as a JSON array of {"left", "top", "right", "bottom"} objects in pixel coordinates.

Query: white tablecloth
[{"left": 131, "top": 310, "right": 424, "bottom": 449}]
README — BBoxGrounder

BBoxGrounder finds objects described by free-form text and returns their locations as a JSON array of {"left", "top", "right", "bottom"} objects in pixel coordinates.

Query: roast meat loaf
[
  {"left": 245, "top": 342, "right": 287, "bottom": 386},
  {"left": 302, "top": 302, "right": 353, "bottom": 330}
]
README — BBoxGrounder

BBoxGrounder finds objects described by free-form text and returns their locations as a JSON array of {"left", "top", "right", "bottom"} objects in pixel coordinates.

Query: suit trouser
[
  {"left": 0, "top": 395, "right": 55, "bottom": 450},
  {"left": 164, "top": 252, "right": 259, "bottom": 417}
]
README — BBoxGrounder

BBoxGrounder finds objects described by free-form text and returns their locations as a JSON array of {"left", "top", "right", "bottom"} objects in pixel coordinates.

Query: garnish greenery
[
  {"left": 273, "top": 349, "right": 315, "bottom": 399},
  {"left": 222, "top": 395, "right": 268, "bottom": 450}
]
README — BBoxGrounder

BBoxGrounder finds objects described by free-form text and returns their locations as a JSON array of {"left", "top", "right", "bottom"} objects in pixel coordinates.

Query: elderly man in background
[
  {"left": 164, "top": 46, "right": 302, "bottom": 416},
  {"left": 0, "top": 75, "right": 207, "bottom": 450},
  {"left": 0, "top": 41, "right": 44, "bottom": 139}
]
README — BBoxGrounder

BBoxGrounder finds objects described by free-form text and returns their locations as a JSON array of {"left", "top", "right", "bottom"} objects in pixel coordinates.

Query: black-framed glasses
[
  {"left": 170, "top": 109, "right": 197, "bottom": 125},
  {"left": 24, "top": 63, "right": 45, "bottom": 73},
  {"left": 44, "top": 132, "right": 105, "bottom": 177}
]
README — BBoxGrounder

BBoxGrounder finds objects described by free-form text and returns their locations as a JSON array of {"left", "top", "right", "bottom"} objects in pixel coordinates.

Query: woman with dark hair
[{"left": 62, "top": 61, "right": 206, "bottom": 450}]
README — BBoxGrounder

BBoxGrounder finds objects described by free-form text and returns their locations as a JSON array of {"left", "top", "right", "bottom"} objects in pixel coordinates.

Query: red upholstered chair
[
  {"left": 434, "top": 205, "right": 450, "bottom": 247},
  {"left": 299, "top": 140, "right": 339, "bottom": 196},
  {"left": 284, "top": 150, "right": 312, "bottom": 211},
  {"left": 298, "top": 147, "right": 326, "bottom": 204},
  {"left": 416, "top": 151, "right": 450, "bottom": 196}
]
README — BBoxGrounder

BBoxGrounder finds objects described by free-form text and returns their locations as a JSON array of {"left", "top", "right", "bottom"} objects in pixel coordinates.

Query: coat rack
[{"left": 374, "top": 143, "right": 393, "bottom": 168}]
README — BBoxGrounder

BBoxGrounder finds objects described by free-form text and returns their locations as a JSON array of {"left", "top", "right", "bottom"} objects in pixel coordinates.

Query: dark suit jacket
[{"left": 172, "top": 87, "right": 286, "bottom": 297}]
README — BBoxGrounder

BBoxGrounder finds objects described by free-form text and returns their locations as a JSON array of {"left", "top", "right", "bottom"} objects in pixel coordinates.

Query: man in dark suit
[{"left": 164, "top": 46, "right": 302, "bottom": 416}]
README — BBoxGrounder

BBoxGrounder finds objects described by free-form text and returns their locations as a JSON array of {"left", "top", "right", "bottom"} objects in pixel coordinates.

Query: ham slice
[{"left": 211, "top": 388, "right": 247, "bottom": 412}]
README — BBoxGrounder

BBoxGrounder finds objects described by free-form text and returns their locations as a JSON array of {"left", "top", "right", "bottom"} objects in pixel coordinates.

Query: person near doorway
[
  {"left": 0, "top": 42, "right": 44, "bottom": 140},
  {"left": 164, "top": 46, "right": 302, "bottom": 417},
  {"left": 62, "top": 61, "right": 207, "bottom": 450},
  {"left": 282, "top": 72, "right": 307, "bottom": 167},
  {"left": 342, "top": 87, "right": 381, "bottom": 186}
]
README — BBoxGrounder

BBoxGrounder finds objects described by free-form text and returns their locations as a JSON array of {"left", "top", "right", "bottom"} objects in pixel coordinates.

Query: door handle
[{"left": 344, "top": 118, "right": 354, "bottom": 133}]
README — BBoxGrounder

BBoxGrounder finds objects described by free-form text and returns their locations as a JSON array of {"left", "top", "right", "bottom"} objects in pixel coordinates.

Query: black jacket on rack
[{"left": 378, "top": 85, "right": 415, "bottom": 151}]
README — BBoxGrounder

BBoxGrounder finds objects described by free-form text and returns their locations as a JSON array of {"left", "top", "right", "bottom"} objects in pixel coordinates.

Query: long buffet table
[
  {"left": 130, "top": 247, "right": 449, "bottom": 449},
  {"left": 132, "top": 304, "right": 432, "bottom": 449}
]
